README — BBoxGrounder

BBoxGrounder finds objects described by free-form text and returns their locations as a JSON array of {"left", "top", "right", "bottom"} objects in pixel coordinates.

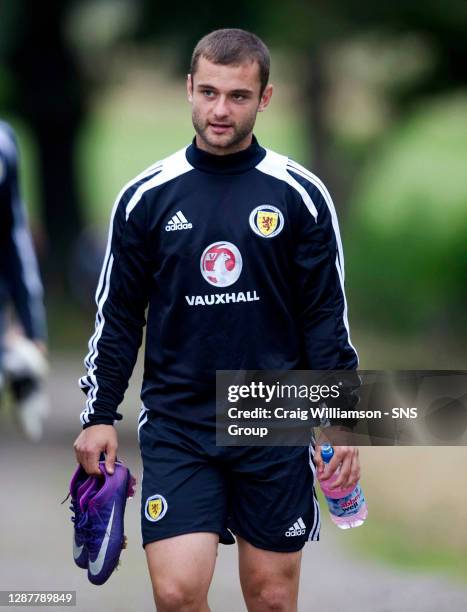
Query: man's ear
[
  {"left": 258, "top": 83, "right": 273, "bottom": 112},
  {"left": 187, "top": 74, "right": 193, "bottom": 102}
]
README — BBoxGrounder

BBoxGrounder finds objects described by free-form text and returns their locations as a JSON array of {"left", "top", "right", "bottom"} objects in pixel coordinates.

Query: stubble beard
[{"left": 192, "top": 109, "right": 257, "bottom": 154}]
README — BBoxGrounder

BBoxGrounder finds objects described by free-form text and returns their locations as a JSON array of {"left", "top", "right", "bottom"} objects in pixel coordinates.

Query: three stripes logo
[
  {"left": 165, "top": 210, "right": 193, "bottom": 231},
  {"left": 285, "top": 517, "right": 306, "bottom": 537}
]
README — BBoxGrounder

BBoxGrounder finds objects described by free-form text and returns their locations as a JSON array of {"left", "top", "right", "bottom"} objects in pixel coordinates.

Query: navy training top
[{"left": 79, "top": 136, "right": 358, "bottom": 429}]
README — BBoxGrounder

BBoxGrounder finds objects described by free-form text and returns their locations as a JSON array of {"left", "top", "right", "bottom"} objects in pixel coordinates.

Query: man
[
  {"left": 74, "top": 28, "right": 360, "bottom": 611},
  {"left": 0, "top": 120, "right": 48, "bottom": 441}
]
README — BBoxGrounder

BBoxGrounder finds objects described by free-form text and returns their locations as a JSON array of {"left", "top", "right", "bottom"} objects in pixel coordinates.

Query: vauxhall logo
[
  {"left": 185, "top": 291, "right": 260, "bottom": 306},
  {"left": 184, "top": 241, "right": 260, "bottom": 306}
]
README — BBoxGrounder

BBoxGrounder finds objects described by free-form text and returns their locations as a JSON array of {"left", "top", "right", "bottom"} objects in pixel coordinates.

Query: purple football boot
[
  {"left": 68, "top": 465, "right": 95, "bottom": 569},
  {"left": 84, "top": 460, "right": 136, "bottom": 585}
]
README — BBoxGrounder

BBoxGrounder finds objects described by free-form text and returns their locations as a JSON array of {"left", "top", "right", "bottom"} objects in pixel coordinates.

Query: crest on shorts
[
  {"left": 249, "top": 205, "right": 284, "bottom": 238},
  {"left": 145, "top": 494, "right": 168, "bottom": 522}
]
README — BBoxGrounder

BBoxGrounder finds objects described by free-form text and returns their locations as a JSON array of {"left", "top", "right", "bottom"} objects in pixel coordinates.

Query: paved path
[{"left": 1, "top": 354, "right": 467, "bottom": 611}]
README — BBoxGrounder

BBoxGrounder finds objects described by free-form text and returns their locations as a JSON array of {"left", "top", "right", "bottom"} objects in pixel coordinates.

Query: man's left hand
[{"left": 314, "top": 429, "right": 360, "bottom": 490}]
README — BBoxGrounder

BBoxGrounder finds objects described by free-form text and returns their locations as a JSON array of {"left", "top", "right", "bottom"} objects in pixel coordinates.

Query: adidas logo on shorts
[
  {"left": 165, "top": 211, "right": 193, "bottom": 231},
  {"left": 285, "top": 517, "right": 306, "bottom": 537}
]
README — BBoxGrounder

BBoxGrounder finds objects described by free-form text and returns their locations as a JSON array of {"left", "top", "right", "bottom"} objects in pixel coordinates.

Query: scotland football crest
[
  {"left": 145, "top": 494, "right": 168, "bottom": 522},
  {"left": 249, "top": 205, "right": 284, "bottom": 238}
]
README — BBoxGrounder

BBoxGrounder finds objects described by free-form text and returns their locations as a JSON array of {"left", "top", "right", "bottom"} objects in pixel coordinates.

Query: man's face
[{"left": 187, "top": 56, "right": 273, "bottom": 155}]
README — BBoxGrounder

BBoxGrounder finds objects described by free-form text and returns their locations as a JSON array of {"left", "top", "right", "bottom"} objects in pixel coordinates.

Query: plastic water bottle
[{"left": 318, "top": 443, "right": 368, "bottom": 529}]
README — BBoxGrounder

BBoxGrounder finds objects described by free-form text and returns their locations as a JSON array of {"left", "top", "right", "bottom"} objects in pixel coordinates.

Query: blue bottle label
[{"left": 325, "top": 484, "right": 365, "bottom": 517}]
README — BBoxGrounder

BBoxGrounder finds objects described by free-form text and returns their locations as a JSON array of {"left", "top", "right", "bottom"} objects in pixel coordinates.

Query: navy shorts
[{"left": 138, "top": 410, "right": 320, "bottom": 552}]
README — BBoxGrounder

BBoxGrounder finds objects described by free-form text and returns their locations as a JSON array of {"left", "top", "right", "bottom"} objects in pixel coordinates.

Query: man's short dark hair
[{"left": 190, "top": 28, "right": 270, "bottom": 96}]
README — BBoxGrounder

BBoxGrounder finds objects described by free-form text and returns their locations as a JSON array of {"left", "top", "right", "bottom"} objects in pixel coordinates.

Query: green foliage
[
  {"left": 345, "top": 518, "right": 467, "bottom": 583},
  {"left": 346, "top": 94, "right": 467, "bottom": 334}
]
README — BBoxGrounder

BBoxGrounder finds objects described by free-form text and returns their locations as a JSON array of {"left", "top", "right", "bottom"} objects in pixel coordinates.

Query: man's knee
[
  {"left": 153, "top": 579, "right": 206, "bottom": 612},
  {"left": 145, "top": 533, "right": 217, "bottom": 610},
  {"left": 245, "top": 579, "right": 296, "bottom": 611},
  {"left": 238, "top": 537, "right": 301, "bottom": 611}
]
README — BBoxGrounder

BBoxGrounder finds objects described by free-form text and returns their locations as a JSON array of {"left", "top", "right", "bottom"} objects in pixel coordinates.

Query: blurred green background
[{"left": 1, "top": 0, "right": 466, "bottom": 590}]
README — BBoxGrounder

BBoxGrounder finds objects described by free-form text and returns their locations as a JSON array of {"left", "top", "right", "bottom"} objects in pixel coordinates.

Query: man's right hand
[{"left": 73, "top": 424, "right": 118, "bottom": 476}]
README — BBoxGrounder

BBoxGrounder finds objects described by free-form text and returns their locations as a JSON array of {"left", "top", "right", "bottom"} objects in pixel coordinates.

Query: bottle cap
[{"left": 320, "top": 443, "right": 334, "bottom": 463}]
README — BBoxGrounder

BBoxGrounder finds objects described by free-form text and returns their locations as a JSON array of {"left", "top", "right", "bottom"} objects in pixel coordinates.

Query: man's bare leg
[
  {"left": 237, "top": 535, "right": 302, "bottom": 612},
  {"left": 145, "top": 532, "right": 219, "bottom": 612}
]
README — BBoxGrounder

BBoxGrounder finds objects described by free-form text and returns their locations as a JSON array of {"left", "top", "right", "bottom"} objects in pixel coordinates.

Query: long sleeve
[
  {"left": 0, "top": 121, "right": 46, "bottom": 341},
  {"left": 79, "top": 179, "right": 153, "bottom": 428},
  {"left": 288, "top": 165, "right": 358, "bottom": 370},
  {"left": 287, "top": 162, "right": 360, "bottom": 421}
]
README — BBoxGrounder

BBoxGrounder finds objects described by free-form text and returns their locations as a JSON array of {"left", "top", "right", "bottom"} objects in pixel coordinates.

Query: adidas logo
[
  {"left": 165, "top": 211, "right": 193, "bottom": 231},
  {"left": 285, "top": 517, "right": 306, "bottom": 537}
]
